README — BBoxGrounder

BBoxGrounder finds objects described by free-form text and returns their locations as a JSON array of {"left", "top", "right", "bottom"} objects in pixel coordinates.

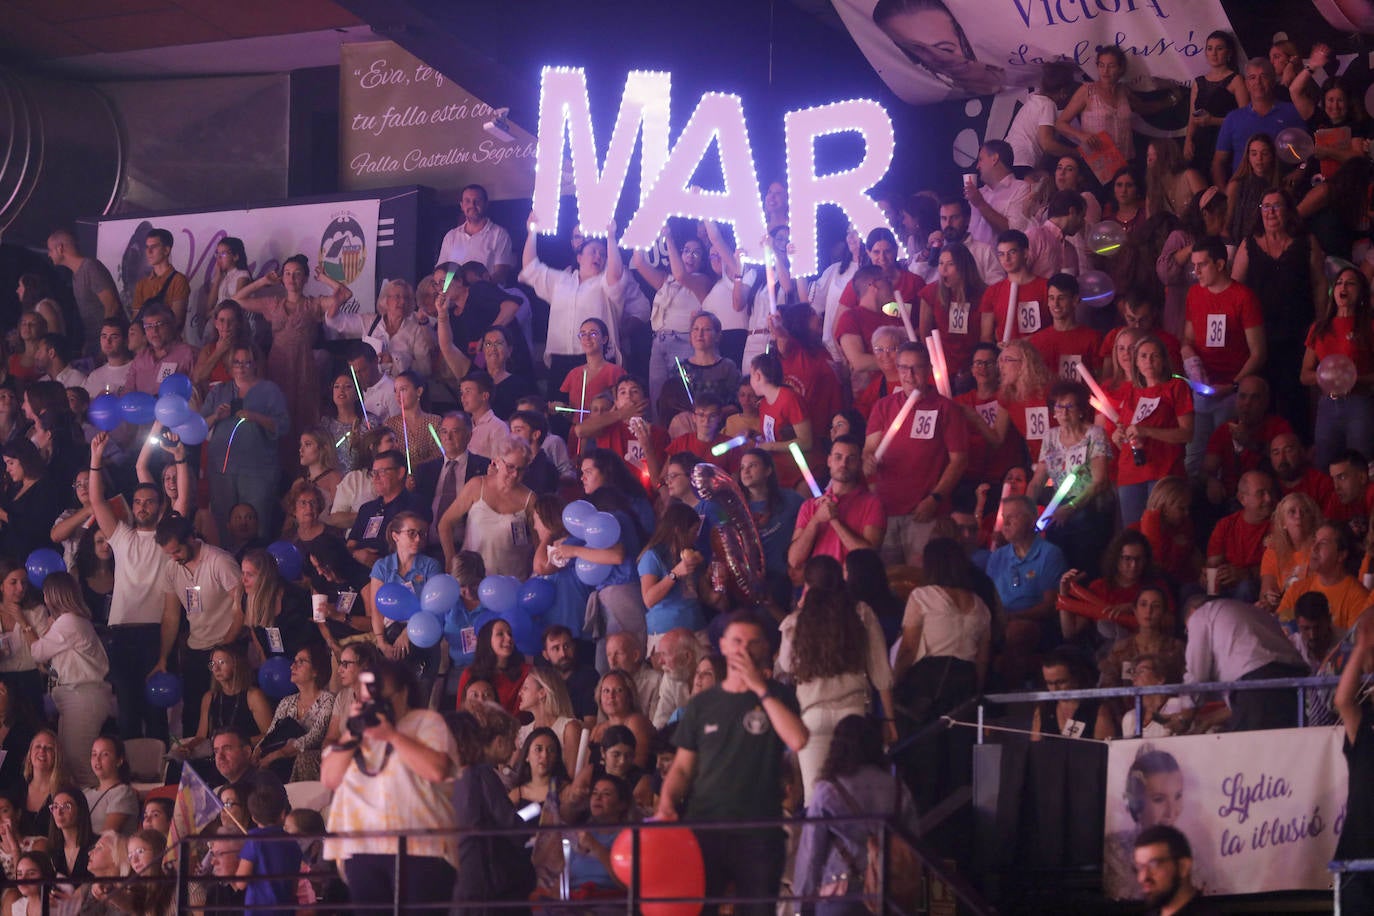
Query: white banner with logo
[
  {"left": 94, "top": 198, "right": 382, "bottom": 326},
  {"left": 832, "top": 0, "right": 1237, "bottom": 105},
  {"left": 1103, "top": 727, "right": 1347, "bottom": 899}
]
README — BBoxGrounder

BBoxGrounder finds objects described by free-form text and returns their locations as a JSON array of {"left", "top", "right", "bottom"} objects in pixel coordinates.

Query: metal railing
[{"left": 1329, "top": 857, "right": 1374, "bottom": 916}]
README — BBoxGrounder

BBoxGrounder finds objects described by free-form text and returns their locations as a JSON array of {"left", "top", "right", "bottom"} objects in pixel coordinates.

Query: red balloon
[{"left": 610, "top": 826, "right": 705, "bottom": 916}]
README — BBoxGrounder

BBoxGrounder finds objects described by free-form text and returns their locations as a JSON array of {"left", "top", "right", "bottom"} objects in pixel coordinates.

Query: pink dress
[{"left": 261, "top": 295, "right": 324, "bottom": 456}]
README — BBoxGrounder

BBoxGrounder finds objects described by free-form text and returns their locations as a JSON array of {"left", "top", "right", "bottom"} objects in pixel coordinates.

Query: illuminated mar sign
[{"left": 531, "top": 66, "right": 896, "bottom": 277}]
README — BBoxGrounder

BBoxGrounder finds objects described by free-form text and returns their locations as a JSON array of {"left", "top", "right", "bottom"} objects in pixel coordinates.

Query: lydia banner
[
  {"left": 1102, "top": 727, "right": 1348, "bottom": 900},
  {"left": 94, "top": 197, "right": 382, "bottom": 338},
  {"left": 832, "top": 0, "right": 1237, "bottom": 105}
]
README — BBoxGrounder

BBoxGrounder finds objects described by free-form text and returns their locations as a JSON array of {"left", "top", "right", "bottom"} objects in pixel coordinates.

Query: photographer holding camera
[{"left": 321, "top": 658, "right": 459, "bottom": 913}]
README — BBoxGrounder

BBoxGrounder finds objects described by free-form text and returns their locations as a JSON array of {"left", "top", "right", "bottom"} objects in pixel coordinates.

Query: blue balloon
[
  {"left": 478, "top": 575, "right": 520, "bottom": 614},
  {"left": 154, "top": 394, "right": 191, "bottom": 428},
  {"left": 25, "top": 548, "right": 65, "bottom": 589},
  {"left": 144, "top": 673, "right": 183, "bottom": 709},
  {"left": 420, "top": 574, "right": 462, "bottom": 615},
  {"left": 119, "top": 391, "right": 156, "bottom": 425},
  {"left": 575, "top": 557, "right": 612, "bottom": 587},
  {"left": 582, "top": 511, "right": 622, "bottom": 550},
  {"left": 266, "top": 541, "right": 303, "bottom": 581},
  {"left": 500, "top": 607, "right": 541, "bottom": 656},
  {"left": 88, "top": 393, "right": 122, "bottom": 432},
  {"left": 562, "top": 499, "right": 596, "bottom": 538},
  {"left": 376, "top": 582, "right": 419, "bottom": 622},
  {"left": 174, "top": 414, "right": 209, "bottom": 446},
  {"left": 158, "top": 373, "right": 194, "bottom": 401},
  {"left": 518, "top": 578, "right": 557, "bottom": 617},
  {"left": 407, "top": 611, "right": 443, "bottom": 648},
  {"left": 257, "top": 656, "right": 296, "bottom": 699}
]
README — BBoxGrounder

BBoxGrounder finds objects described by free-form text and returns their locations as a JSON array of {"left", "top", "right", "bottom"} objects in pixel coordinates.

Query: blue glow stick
[
  {"left": 675, "top": 357, "right": 694, "bottom": 406},
  {"left": 1172, "top": 374, "right": 1215, "bottom": 397},
  {"left": 221, "top": 418, "right": 246, "bottom": 473},
  {"left": 711, "top": 434, "right": 748, "bottom": 457}
]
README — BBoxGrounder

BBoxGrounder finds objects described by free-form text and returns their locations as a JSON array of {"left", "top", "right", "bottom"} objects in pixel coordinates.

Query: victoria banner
[
  {"left": 94, "top": 197, "right": 382, "bottom": 338},
  {"left": 1102, "top": 726, "right": 1347, "bottom": 899}
]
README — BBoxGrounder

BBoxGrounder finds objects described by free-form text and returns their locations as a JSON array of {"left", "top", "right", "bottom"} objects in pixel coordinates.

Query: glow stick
[
  {"left": 578, "top": 366, "right": 588, "bottom": 414},
  {"left": 348, "top": 365, "right": 371, "bottom": 430},
  {"left": 993, "top": 481, "right": 1012, "bottom": 534},
  {"left": 929, "top": 329, "right": 952, "bottom": 398},
  {"left": 789, "top": 441, "right": 822, "bottom": 498},
  {"left": 574, "top": 727, "right": 591, "bottom": 776},
  {"left": 335, "top": 432, "right": 349, "bottom": 448},
  {"left": 1089, "top": 396, "right": 1116, "bottom": 421},
  {"left": 1002, "top": 282, "right": 1019, "bottom": 343},
  {"left": 554, "top": 405, "right": 590, "bottom": 415},
  {"left": 764, "top": 248, "right": 778, "bottom": 314},
  {"left": 442, "top": 269, "right": 456, "bottom": 293},
  {"left": 675, "top": 357, "right": 694, "bottom": 406},
  {"left": 712, "top": 434, "right": 748, "bottom": 456},
  {"left": 1172, "top": 373, "right": 1215, "bottom": 397},
  {"left": 401, "top": 414, "right": 412, "bottom": 474},
  {"left": 1036, "top": 470, "right": 1078, "bottom": 531},
  {"left": 221, "top": 417, "right": 246, "bottom": 473},
  {"left": 1075, "top": 363, "right": 1120, "bottom": 423},
  {"left": 873, "top": 389, "right": 919, "bottom": 463},
  {"left": 427, "top": 423, "right": 443, "bottom": 453},
  {"left": 896, "top": 290, "right": 917, "bottom": 342}
]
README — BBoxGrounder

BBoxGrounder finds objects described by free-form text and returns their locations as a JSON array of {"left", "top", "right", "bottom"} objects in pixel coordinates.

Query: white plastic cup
[
  {"left": 1205, "top": 567, "right": 1220, "bottom": 596},
  {"left": 1363, "top": 572, "right": 1374, "bottom": 590},
  {"left": 311, "top": 594, "right": 328, "bottom": 623}
]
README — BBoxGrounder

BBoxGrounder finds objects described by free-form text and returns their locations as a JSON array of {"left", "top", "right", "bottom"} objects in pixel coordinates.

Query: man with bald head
[
  {"left": 1270, "top": 432, "right": 1334, "bottom": 506},
  {"left": 650, "top": 627, "right": 701, "bottom": 728},
  {"left": 1204, "top": 470, "right": 1274, "bottom": 602},
  {"left": 47, "top": 227, "right": 120, "bottom": 357},
  {"left": 605, "top": 631, "right": 662, "bottom": 718}
]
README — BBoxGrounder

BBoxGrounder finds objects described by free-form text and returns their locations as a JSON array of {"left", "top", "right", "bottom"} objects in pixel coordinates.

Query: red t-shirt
[
  {"left": 1116, "top": 378, "right": 1193, "bottom": 486},
  {"left": 597, "top": 420, "right": 671, "bottom": 486},
  {"left": 1279, "top": 466, "right": 1335, "bottom": 507},
  {"left": 956, "top": 389, "right": 1024, "bottom": 487},
  {"left": 833, "top": 304, "right": 904, "bottom": 351},
  {"left": 838, "top": 269, "right": 924, "bottom": 310},
  {"left": 998, "top": 395, "right": 1053, "bottom": 464},
  {"left": 1138, "top": 508, "right": 1198, "bottom": 584},
  {"left": 982, "top": 276, "right": 1051, "bottom": 342},
  {"left": 781, "top": 347, "right": 845, "bottom": 447},
  {"left": 919, "top": 285, "right": 980, "bottom": 375},
  {"left": 793, "top": 485, "right": 887, "bottom": 564},
  {"left": 1306, "top": 316, "right": 1374, "bottom": 375},
  {"left": 855, "top": 373, "right": 896, "bottom": 425},
  {"left": 1206, "top": 510, "right": 1270, "bottom": 569},
  {"left": 1185, "top": 281, "right": 1263, "bottom": 384},
  {"left": 666, "top": 431, "right": 739, "bottom": 472},
  {"left": 1203, "top": 414, "right": 1293, "bottom": 491},
  {"left": 560, "top": 361, "right": 627, "bottom": 412},
  {"left": 759, "top": 386, "right": 811, "bottom": 488},
  {"left": 868, "top": 389, "right": 970, "bottom": 515},
  {"left": 1028, "top": 325, "right": 1103, "bottom": 382},
  {"left": 1324, "top": 480, "right": 1374, "bottom": 527}
]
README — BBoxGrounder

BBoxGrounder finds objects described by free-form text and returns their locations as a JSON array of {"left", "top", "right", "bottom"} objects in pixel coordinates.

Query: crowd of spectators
[{"left": 4, "top": 25, "right": 1374, "bottom": 910}]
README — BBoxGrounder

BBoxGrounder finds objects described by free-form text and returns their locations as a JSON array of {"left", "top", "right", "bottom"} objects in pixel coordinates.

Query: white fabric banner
[
  {"left": 94, "top": 198, "right": 382, "bottom": 326},
  {"left": 832, "top": 0, "right": 1237, "bottom": 105},
  {"left": 1103, "top": 727, "right": 1347, "bottom": 900}
]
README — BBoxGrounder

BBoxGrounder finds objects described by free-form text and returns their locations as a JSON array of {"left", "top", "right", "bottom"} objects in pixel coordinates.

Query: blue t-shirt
[
  {"left": 540, "top": 566, "right": 593, "bottom": 638},
  {"left": 986, "top": 537, "right": 1066, "bottom": 614},
  {"left": 1216, "top": 102, "right": 1305, "bottom": 167},
  {"left": 239, "top": 825, "right": 302, "bottom": 916},
  {"left": 637, "top": 547, "right": 706, "bottom": 634},
  {"left": 749, "top": 491, "right": 803, "bottom": 578},
  {"left": 443, "top": 603, "right": 494, "bottom": 667},
  {"left": 599, "top": 512, "right": 643, "bottom": 588}
]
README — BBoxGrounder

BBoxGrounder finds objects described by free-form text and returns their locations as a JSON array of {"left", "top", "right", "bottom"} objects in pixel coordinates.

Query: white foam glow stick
[
  {"left": 993, "top": 481, "right": 1012, "bottom": 534},
  {"left": 789, "top": 441, "right": 823, "bottom": 498},
  {"left": 1075, "top": 362, "right": 1120, "bottom": 423},
  {"left": 873, "top": 389, "right": 920, "bottom": 463},
  {"left": 764, "top": 248, "right": 778, "bottom": 314},
  {"left": 896, "top": 290, "right": 917, "bottom": 342},
  {"left": 574, "top": 728, "right": 591, "bottom": 776},
  {"left": 1002, "top": 281, "right": 1019, "bottom": 343},
  {"left": 929, "top": 329, "right": 952, "bottom": 398},
  {"left": 1036, "top": 470, "right": 1078, "bottom": 531}
]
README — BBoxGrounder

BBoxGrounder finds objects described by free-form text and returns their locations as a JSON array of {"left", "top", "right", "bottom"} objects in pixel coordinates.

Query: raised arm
[
  {"left": 704, "top": 220, "right": 742, "bottom": 282},
  {"left": 86, "top": 433, "right": 118, "bottom": 539},
  {"left": 522, "top": 212, "right": 539, "bottom": 269},
  {"left": 313, "top": 264, "right": 353, "bottom": 319},
  {"left": 631, "top": 246, "right": 668, "bottom": 292},
  {"left": 232, "top": 272, "right": 280, "bottom": 314},
  {"left": 434, "top": 295, "right": 474, "bottom": 380},
  {"left": 604, "top": 220, "right": 625, "bottom": 289}
]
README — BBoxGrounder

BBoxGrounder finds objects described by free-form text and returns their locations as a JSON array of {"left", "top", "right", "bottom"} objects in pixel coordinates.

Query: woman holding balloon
[
  {"left": 368, "top": 511, "right": 442, "bottom": 665},
  {"left": 556, "top": 485, "right": 647, "bottom": 652},
  {"left": 1302, "top": 267, "right": 1374, "bottom": 467}
]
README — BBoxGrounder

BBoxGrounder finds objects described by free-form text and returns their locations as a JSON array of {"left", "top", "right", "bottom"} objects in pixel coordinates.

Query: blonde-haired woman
[
  {"left": 180, "top": 644, "right": 272, "bottom": 758},
  {"left": 981, "top": 339, "right": 1053, "bottom": 464},
  {"left": 20, "top": 573, "right": 110, "bottom": 788},
  {"left": 239, "top": 548, "right": 314, "bottom": 665},
  {"left": 73, "top": 829, "right": 130, "bottom": 912},
  {"left": 1259, "top": 492, "right": 1323, "bottom": 612},
  {"left": 19, "top": 730, "right": 64, "bottom": 836},
  {"left": 514, "top": 667, "right": 584, "bottom": 777},
  {"left": 297, "top": 429, "right": 342, "bottom": 510}
]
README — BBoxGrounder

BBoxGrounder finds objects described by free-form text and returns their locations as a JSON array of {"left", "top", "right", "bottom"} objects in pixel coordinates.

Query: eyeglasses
[
  {"left": 369, "top": 467, "right": 401, "bottom": 478},
  {"left": 231, "top": 359, "right": 254, "bottom": 368},
  {"left": 48, "top": 802, "right": 74, "bottom": 813},
  {"left": 496, "top": 458, "right": 528, "bottom": 474},
  {"left": 290, "top": 657, "right": 310, "bottom": 667},
  {"left": 396, "top": 529, "right": 425, "bottom": 539},
  {"left": 1259, "top": 203, "right": 1283, "bottom": 213},
  {"left": 577, "top": 330, "right": 602, "bottom": 339},
  {"left": 872, "top": 346, "right": 897, "bottom": 355},
  {"left": 338, "top": 659, "right": 358, "bottom": 668},
  {"left": 1052, "top": 402, "right": 1077, "bottom": 412},
  {"left": 142, "top": 321, "right": 168, "bottom": 332},
  {"left": 208, "top": 659, "right": 230, "bottom": 670},
  {"left": 482, "top": 340, "right": 506, "bottom": 349}
]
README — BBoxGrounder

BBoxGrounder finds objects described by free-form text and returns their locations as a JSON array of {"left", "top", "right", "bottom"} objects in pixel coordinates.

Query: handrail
[{"left": 1328, "top": 857, "right": 1374, "bottom": 916}]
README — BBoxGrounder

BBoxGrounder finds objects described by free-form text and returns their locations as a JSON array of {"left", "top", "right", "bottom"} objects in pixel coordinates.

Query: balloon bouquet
[{"left": 86, "top": 374, "right": 209, "bottom": 445}]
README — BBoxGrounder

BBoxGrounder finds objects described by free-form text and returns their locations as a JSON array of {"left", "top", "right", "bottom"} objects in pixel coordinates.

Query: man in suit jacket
[{"left": 415, "top": 411, "right": 491, "bottom": 550}]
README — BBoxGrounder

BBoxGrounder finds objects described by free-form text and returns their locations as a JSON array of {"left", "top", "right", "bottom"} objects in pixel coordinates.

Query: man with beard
[
  {"left": 1133, "top": 825, "right": 1216, "bottom": 915},
  {"left": 1269, "top": 432, "right": 1334, "bottom": 506},
  {"left": 541, "top": 625, "right": 597, "bottom": 722},
  {"left": 656, "top": 613, "right": 808, "bottom": 916},
  {"left": 89, "top": 430, "right": 174, "bottom": 741},
  {"left": 1326, "top": 450, "right": 1374, "bottom": 543},
  {"left": 788, "top": 435, "right": 886, "bottom": 571}
]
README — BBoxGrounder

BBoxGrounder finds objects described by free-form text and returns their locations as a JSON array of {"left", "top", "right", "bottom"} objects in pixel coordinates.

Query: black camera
[{"left": 345, "top": 672, "right": 393, "bottom": 738}]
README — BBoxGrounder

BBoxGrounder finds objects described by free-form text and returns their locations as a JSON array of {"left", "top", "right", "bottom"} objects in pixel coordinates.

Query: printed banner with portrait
[{"left": 1102, "top": 727, "right": 1347, "bottom": 899}]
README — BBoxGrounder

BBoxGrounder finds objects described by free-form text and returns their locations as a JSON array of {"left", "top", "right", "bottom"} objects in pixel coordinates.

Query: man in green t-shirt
[{"left": 656, "top": 613, "right": 808, "bottom": 915}]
